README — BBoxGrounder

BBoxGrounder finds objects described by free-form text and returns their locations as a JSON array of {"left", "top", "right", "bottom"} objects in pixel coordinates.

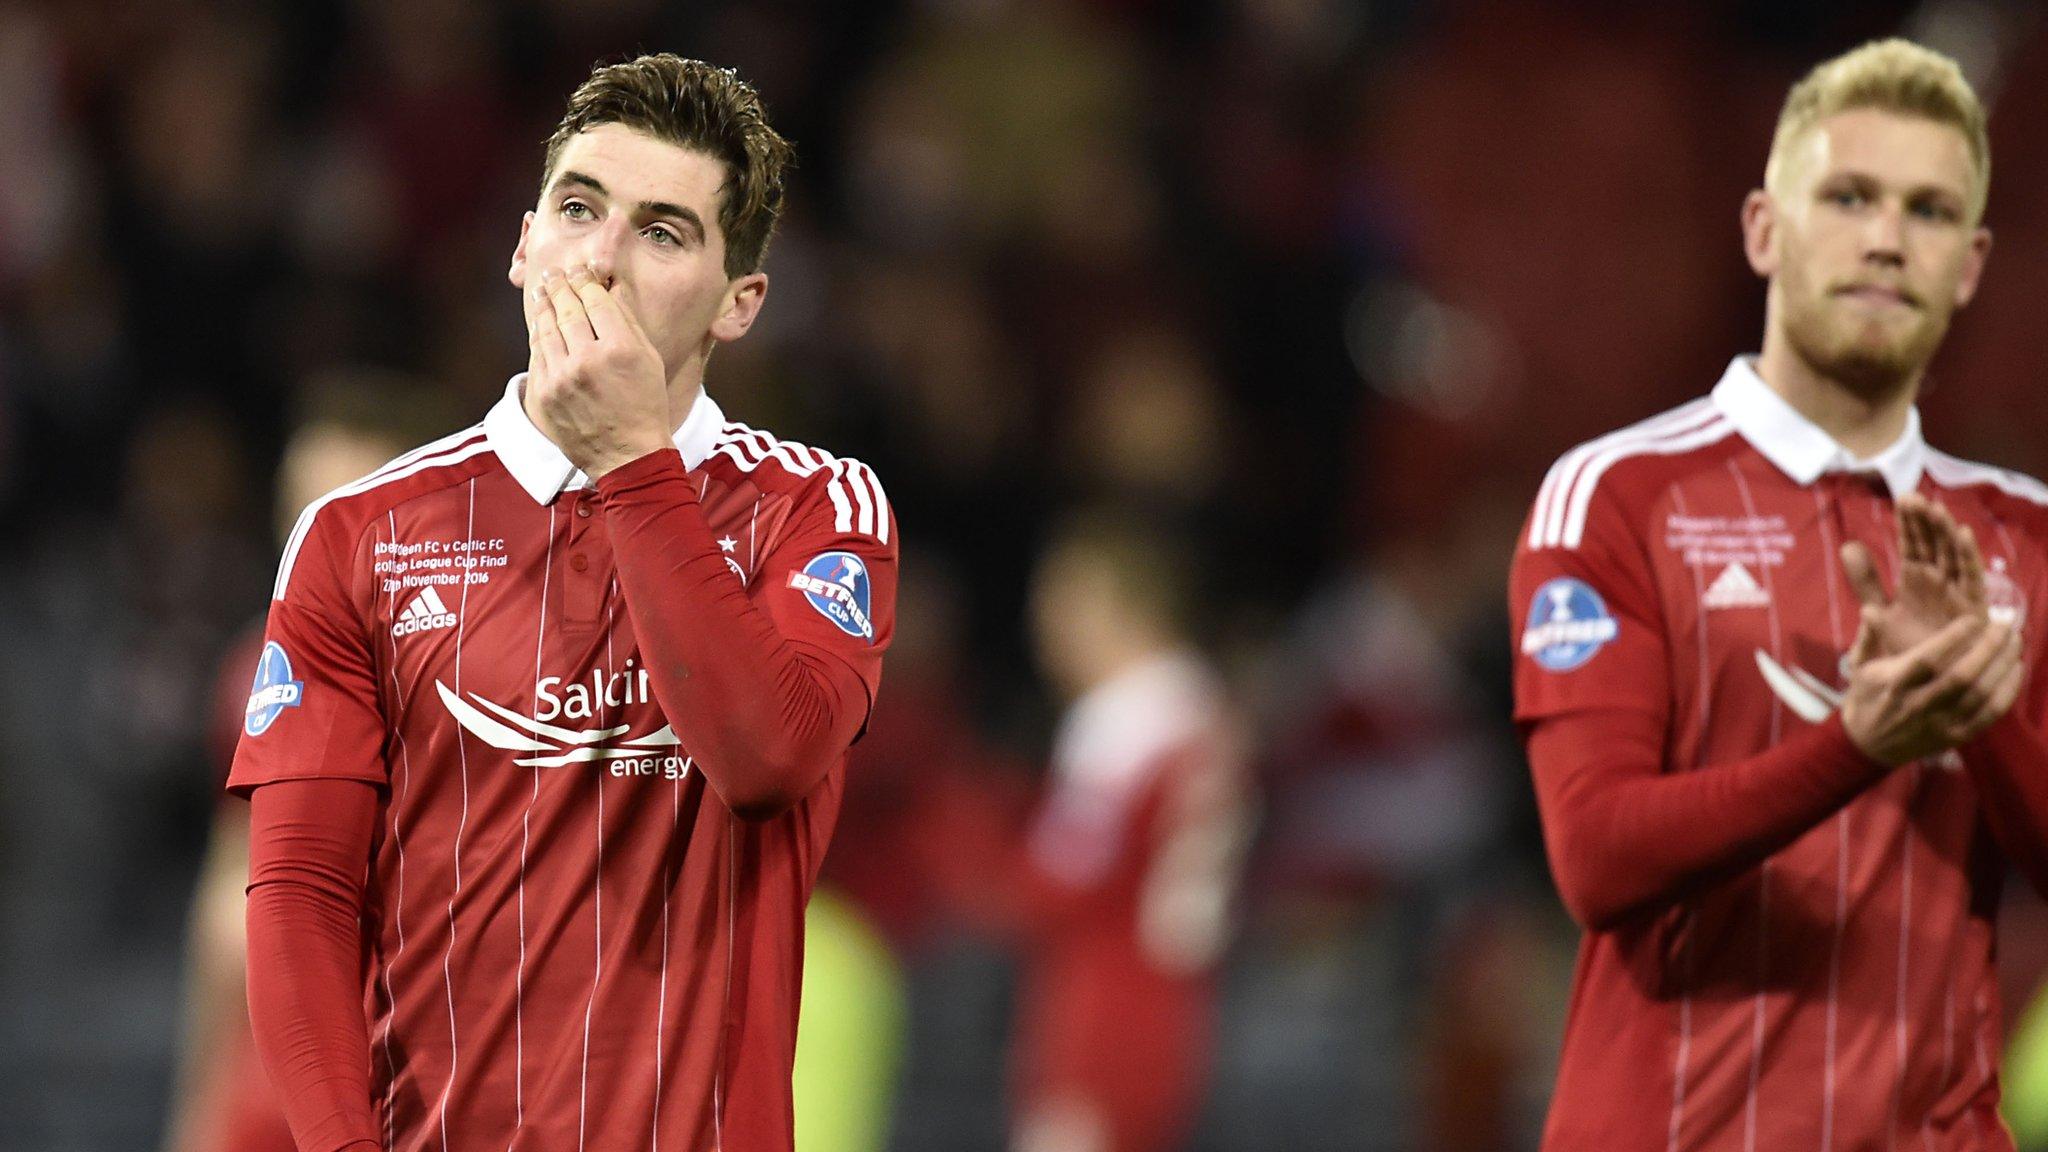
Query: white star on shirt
[{"left": 718, "top": 536, "right": 737, "bottom": 553}]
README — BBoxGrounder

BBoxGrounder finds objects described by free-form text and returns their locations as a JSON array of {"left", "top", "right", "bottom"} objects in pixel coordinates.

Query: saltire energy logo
[
  {"left": 1521, "top": 577, "right": 1618, "bottom": 671},
  {"left": 788, "top": 551, "right": 874, "bottom": 642},
  {"left": 245, "top": 641, "right": 305, "bottom": 736},
  {"left": 435, "top": 672, "right": 687, "bottom": 775}
]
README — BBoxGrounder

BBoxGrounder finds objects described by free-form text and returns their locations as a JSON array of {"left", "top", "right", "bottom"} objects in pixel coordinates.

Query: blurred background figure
[
  {"left": 996, "top": 511, "right": 1253, "bottom": 1152},
  {"left": 6, "top": 1, "right": 2048, "bottom": 1150},
  {"left": 158, "top": 372, "right": 461, "bottom": 1152}
]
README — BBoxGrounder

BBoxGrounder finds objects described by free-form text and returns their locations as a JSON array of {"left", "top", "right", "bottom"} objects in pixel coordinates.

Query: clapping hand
[
  {"left": 1836, "top": 493, "right": 2023, "bottom": 764},
  {"left": 1841, "top": 493, "right": 1990, "bottom": 661}
]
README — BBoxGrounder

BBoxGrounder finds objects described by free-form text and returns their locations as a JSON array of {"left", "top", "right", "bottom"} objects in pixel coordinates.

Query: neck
[
  {"left": 1754, "top": 323, "right": 1919, "bottom": 460},
  {"left": 1068, "top": 634, "right": 1172, "bottom": 701},
  {"left": 663, "top": 345, "right": 710, "bottom": 435},
  {"left": 667, "top": 376, "right": 704, "bottom": 433}
]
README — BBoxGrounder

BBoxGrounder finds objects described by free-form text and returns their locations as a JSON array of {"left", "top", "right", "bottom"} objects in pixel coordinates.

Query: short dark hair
[
  {"left": 291, "top": 368, "right": 462, "bottom": 448},
  {"left": 1039, "top": 507, "right": 1199, "bottom": 636},
  {"left": 541, "top": 54, "right": 794, "bottom": 278}
]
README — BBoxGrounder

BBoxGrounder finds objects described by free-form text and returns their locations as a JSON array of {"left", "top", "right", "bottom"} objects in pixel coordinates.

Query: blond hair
[{"left": 1764, "top": 38, "right": 1990, "bottom": 222}]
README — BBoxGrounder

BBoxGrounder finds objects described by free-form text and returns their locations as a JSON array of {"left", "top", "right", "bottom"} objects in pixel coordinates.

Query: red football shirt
[
  {"left": 230, "top": 376, "right": 896, "bottom": 1151},
  {"left": 1012, "top": 653, "right": 1250, "bottom": 1152},
  {"left": 1510, "top": 357, "right": 2048, "bottom": 1151}
]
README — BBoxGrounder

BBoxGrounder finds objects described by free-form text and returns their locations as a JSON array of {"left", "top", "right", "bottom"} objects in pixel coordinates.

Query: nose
[
  {"left": 1862, "top": 201, "right": 1905, "bottom": 266},
  {"left": 565, "top": 219, "right": 627, "bottom": 285}
]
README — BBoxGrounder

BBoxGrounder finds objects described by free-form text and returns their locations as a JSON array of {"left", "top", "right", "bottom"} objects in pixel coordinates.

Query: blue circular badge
[
  {"left": 1521, "top": 578, "right": 1619, "bottom": 672},
  {"left": 245, "top": 641, "right": 306, "bottom": 736},
  {"left": 787, "top": 551, "right": 875, "bottom": 642}
]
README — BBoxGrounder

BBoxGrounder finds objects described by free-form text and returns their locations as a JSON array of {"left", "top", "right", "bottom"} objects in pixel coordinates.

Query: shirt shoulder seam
[{"left": 273, "top": 428, "right": 494, "bottom": 601}]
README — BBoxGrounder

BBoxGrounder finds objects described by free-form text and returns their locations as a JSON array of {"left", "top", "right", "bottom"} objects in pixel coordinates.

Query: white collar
[
  {"left": 1051, "top": 651, "right": 1220, "bottom": 791},
  {"left": 483, "top": 374, "right": 726, "bottom": 504},
  {"left": 1710, "top": 356, "right": 1925, "bottom": 496}
]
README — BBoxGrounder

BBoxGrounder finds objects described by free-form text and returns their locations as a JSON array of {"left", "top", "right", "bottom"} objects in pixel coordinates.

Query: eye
[
  {"left": 645, "top": 224, "right": 679, "bottom": 247},
  {"left": 561, "top": 199, "right": 593, "bottom": 221},
  {"left": 1825, "top": 187, "right": 1866, "bottom": 208}
]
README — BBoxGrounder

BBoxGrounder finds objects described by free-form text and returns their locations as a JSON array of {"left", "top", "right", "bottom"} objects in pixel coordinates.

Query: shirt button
[
  {"left": 576, "top": 502, "right": 592, "bottom": 519},
  {"left": 570, "top": 553, "right": 589, "bottom": 572}
]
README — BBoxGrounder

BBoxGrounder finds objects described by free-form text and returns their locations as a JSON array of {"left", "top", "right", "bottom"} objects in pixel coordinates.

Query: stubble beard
[{"left": 1781, "top": 278, "right": 1950, "bottom": 402}]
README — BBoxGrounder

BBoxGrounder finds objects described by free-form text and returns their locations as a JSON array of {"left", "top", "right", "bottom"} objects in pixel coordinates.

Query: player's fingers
[
  {"left": 526, "top": 281, "right": 567, "bottom": 369},
  {"left": 545, "top": 267, "right": 597, "bottom": 349},
  {"left": 1985, "top": 624, "right": 2025, "bottom": 692},
  {"left": 1897, "top": 613, "right": 1988, "bottom": 687},
  {"left": 602, "top": 276, "right": 654, "bottom": 343},
  {"left": 1848, "top": 606, "right": 1884, "bottom": 670},
  {"left": 1916, "top": 620, "right": 2012, "bottom": 711},
  {"left": 1987, "top": 648, "right": 2028, "bottom": 717},
  {"left": 1927, "top": 501, "right": 1962, "bottom": 586},
  {"left": 1957, "top": 524, "right": 1987, "bottom": 607},
  {"left": 1959, "top": 622, "right": 2019, "bottom": 694},
  {"left": 1902, "top": 495, "right": 1935, "bottom": 566},
  {"left": 1911, "top": 503, "right": 1940, "bottom": 575},
  {"left": 521, "top": 280, "right": 544, "bottom": 364},
  {"left": 1908, "top": 500, "right": 1942, "bottom": 576},
  {"left": 620, "top": 291, "right": 654, "bottom": 342},
  {"left": 569, "top": 263, "right": 627, "bottom": 343},
  {"left": 1841, "top": 541, "right": 1888, "bottom": 609},
  {"left": 1950, "top": 631, "right": 2026, "bottom": 739}
]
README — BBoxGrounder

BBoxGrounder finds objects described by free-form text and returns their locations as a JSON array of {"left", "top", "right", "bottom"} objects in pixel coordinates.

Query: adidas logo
[
  {"left": 393, "top": 587, "right": 459, "bottom": 637},
  {"left": 1702, "top": 562, "right": 1771, "bottom": 610}
]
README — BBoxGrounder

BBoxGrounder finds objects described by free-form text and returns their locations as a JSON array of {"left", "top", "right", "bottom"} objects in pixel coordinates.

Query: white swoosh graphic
[
  {"left": 1754, "top": 650, "right": 1838, "bottom": 723},
  {"left": 437, "top": 678, "right": 684, "bottom": 767},
  {"left": 436, "top": 681, "right": 555, "bottom": 751},
  {"left": 514, "top": 747, "right": 689, "bottom": 768},
  {"left": 1790, "top": 664, "right": 1845, "bottom": 710},
  {"left": 465, "top": 688, "right": 629, "bottom": 745}
]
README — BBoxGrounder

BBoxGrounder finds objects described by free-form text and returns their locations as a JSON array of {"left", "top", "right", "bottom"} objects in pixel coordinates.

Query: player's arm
[
  {"left": 230, "top": 509, "right": 392, "bottom": 1152},
  {"left": 1960, "top": 711, "right": 2048, "bottom": 896},
  {"left": 1529, "top": 615, "right": 2001, "bottom": 931},
  {"left": 528, "top": 264, "right": 895, "bottom": 819},
  {"left": 1948, "top": 521, "right": 2048, "bottom": 896},
  {"left": 597, "top": 452, "right": 893, "bottom": 818},
  {"left": 244, "top": 778, "right": 382, "bottom": 1152},
  {"left": 1528, "top": 710, "right": 1880, "bottom": 931},
  {"left": 1512, "top": 486, "right": 1849, "bottom": 930},
  {"left": 1513, "top": 484, "right": 2002, "bottom": 931},
  {"left": 1842, "top": 496, "right": 2046, "bottom": 895}
]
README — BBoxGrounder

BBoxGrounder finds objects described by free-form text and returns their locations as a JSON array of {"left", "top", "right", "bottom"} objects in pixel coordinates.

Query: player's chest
[
  {"left": 1653, "top": 489, "right": 1850, "bottom": 672},
  {"left": 366, "top": 472, "right": 792, "bottom": 755},
  {"left": 1651, "top": 479, "right": 2037, "bottom": 715}
]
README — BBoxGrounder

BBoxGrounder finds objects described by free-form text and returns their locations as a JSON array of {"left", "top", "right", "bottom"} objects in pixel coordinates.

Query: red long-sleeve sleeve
[
  {"left": 1961, "top": 711, "right": 2048, "bottom": 897},
  {"left": 1525, "top": 708, "right": 1888, "bottom": 931},
  {"left": 244, "top": 777, "right": 382, "bottom": 1152},
  {"left": 595, "top": 448, "right": 890, "bottom": 819}
]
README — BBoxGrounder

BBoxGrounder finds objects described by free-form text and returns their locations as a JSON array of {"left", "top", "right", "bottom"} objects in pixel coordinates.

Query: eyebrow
[
  {"left": 551, "top": 170, "right": 706, "bottom": 241},
  {"left": 1838, "top": 169, "right": 1970, "bottom": 203}
]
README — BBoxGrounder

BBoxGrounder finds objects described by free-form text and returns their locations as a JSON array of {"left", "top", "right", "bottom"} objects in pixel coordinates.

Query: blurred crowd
[{"left": 6, "top": 0, "right": 2048, "bottom": 1149}]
